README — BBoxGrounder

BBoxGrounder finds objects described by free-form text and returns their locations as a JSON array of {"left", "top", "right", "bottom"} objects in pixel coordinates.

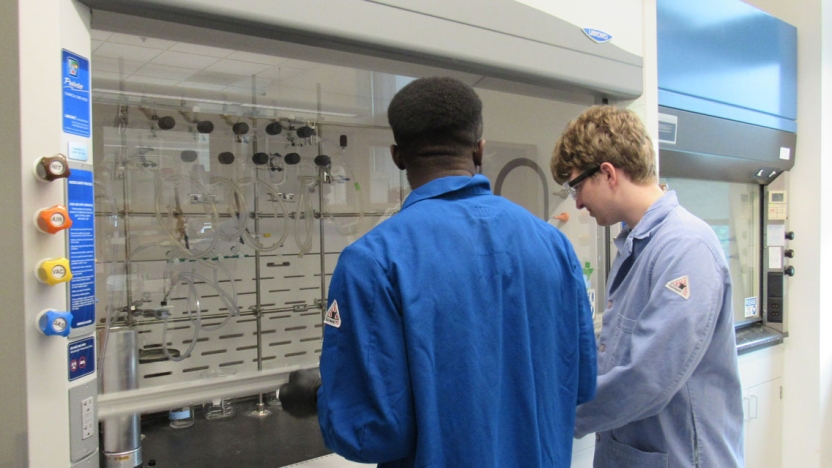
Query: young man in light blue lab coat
[
  {"left": 551, "top": 105, "right": 744, "bottom": 468},
  {"left": 278, "top": 76, "right": 597, "bottom": 467}
]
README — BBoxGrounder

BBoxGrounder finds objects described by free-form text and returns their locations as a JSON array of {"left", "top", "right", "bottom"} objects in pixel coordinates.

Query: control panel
[
  {"left": 764, "top": 187, "right": 792, "bottom": 331},
  {"left": 32, "top": 116, "right": 99, "bottom": 468}
]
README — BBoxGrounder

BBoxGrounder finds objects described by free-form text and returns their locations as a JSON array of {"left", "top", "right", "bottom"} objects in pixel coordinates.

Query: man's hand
[{"left": 278, "top": 369, "right": 322, "bottom": 418}]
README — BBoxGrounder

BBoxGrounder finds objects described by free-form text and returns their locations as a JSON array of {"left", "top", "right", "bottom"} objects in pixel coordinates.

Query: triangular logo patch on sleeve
[
  {"left": 324, "top": 300, "right": 342, "bottom": 328},
  {"left": 665, "top": 275, "right": 690, "bottom": 300}
]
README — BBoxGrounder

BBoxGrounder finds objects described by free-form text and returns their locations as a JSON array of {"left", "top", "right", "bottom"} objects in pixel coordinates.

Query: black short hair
[{"left": 387, "top": 76, "right": 483, "bottom": 159}]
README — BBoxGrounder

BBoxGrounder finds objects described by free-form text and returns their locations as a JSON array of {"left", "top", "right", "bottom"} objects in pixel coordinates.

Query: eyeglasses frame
[{"left": 563, "top": 165, "right": 602, "bottom": 200}]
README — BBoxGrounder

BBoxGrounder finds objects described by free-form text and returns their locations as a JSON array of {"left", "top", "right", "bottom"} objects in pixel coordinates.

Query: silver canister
[{"left": 100, "top": 327, "right": 142, "bottom": 468}]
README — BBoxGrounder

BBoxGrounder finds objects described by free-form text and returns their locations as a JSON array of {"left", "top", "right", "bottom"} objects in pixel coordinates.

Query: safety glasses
[{"left": 563, "top": 165, "right": 601, "bottom": 200}]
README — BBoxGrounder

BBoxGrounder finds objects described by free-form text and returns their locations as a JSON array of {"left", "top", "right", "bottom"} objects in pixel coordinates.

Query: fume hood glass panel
[
  {"left": 661, "top": 178, "right": 761, "bottom": 324},
  {"left": 90, "top": 36, "right": 403, "bottom": 386},
  {"left": 89, "top": 31, "right": 606, "bottom": 397},
  {"left": 477, "top": 88, "right": 605, "bottom": 331}
]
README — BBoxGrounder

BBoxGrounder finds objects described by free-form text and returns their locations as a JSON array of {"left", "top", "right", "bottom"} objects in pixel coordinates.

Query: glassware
[
  {"left": 200, "top": 368, "right": 237, "bottom": 420},
  {"left": 204, "top": 397, "right": 236, "bottom": 420},
  {"left": 169, "top": 406, "right": 194, "bottom": 429},
  {"left": 266, "top": 389, "right": 282, "bottom": 408}
]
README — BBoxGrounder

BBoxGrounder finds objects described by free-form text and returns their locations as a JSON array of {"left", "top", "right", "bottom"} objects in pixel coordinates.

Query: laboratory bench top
[
  {"left": 134, "top": 400, "right": 345, "bottom": 468},
  {"left": 735, "top": 322, "right": 787, "bottom": 355},
  {"left": 127, "top": 322, "right": 784, "bottom": 467}
]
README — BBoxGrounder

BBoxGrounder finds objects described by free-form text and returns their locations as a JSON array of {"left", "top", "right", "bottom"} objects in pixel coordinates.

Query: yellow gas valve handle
[
  {"left": 36, "top": 258, "right": 73, "bottom": 286},
  {"left": 35, "top": 205, "right": 72, "bottom": 234}
]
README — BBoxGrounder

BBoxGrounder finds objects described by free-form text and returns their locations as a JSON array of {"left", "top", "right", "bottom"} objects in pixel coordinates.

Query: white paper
[
  {"left": 766, "top": 224, "right": 786, "bottom": 247},
  {"left": 768, "top": 246, "right": 783, "bottom": 269},
  {"left": 68, "top": 141, "right": 89, "bottom": 162}
]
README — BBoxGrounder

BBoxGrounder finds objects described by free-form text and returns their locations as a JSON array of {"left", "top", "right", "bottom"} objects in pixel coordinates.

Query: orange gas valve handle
[
  {"left": 35, "top": 205, "right": 72, "bottom": 234},
  {"left": 35, "top": 258, "right": 73, "bottom": 286}
]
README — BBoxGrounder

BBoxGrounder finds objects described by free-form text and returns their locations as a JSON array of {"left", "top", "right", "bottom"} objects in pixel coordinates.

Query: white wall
[{"left": 740, "top": 0, "right": 831, "bottom": 466}]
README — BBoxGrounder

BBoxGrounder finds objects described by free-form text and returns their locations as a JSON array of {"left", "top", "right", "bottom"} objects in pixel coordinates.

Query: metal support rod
[
  {"left": 253, "top": 168, "right": 264, "bottom": 375},
  {"left": 100, "top": 303, "right": 317, "bottom": 328},
  {"left": 317, "top": 124, "right": 328, "bottom": 325},
  {"left": 248, "top": 74, "right": 271, "bottom": 417},
  {"left": 118, "top": 112, "right": 135, "bottom": 328}
]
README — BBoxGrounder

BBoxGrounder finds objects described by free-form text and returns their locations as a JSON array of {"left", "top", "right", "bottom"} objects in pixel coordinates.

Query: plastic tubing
[
  {"left": 185, "top": 271, "right": 238, "bottom": 331},
  {"left": 193, "top": 256, "right": 241, "bottom": 326},
  {"left": 324, "top": 151, "right": 365, "bottom": 236},
  {"left": 294, "top": 179, "right": 316, "bottom": 256},
  {"left": 265, "top": 137, "right": 287, "bottom": 186},
  {"left": 154, "top": 175, "right": 220, "bottom": 260},
  {"left": 161, "top": 280, "right": 201, "bottom": 362},
  {"left": 269, "top": 157, "right": 287, "bottom": 186},
  {"left": 209, "top": 176, "right": 249, "bottom": 242},
  {"left": 375, "top": 202, "right": 401, "bottom": 228},
  {"left": 160, "top": 258, "right": 241, "bottom": 357},
  {"left": 238, "top": 177, "right": 289, "bottom": 252},
  {"left": 95, "top": 182, "right": 123, "bottom": 372}
]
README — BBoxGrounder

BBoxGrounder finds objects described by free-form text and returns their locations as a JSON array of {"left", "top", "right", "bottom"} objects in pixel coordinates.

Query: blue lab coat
[
  {"left": 318, "top": 175, "right": 596, "bottom": 467},
  {"left": 574, "top": 191, "right": 744, "bottom": 467}
]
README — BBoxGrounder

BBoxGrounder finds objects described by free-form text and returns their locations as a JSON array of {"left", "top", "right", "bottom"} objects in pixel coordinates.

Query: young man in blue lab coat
[
  {"left": 279, "top": 76, "right": 597, "bottom": 467},
  {"left": 551, "top": 105, "right": 744, "bottom": 467}
]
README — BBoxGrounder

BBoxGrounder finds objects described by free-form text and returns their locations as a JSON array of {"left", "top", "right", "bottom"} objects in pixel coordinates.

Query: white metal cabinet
[
  {"left": 744, "top": 377, "right": 783, "bottom": 468},
  {"left": 738, "top": 345, "right": 784, "bottom": 467}
]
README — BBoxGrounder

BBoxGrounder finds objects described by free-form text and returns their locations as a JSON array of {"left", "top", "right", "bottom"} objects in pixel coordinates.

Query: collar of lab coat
[
  {"left": 401, "top": 174, "right": 492, "bottom": 210},
  {"left": 614, "top": 190, "right": 680, "bottom": 258}
]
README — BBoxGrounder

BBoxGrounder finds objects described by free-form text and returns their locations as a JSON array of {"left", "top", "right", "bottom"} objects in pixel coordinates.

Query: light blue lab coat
[
  {"left": 318, "top": 175, "right": 597, "bottom": 468},
  {"left": 575, "top": 191, "right": 744, "bottom": 467}
]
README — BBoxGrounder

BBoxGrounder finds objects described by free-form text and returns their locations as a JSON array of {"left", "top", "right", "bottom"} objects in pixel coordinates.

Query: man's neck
[
  {"left": 406, "top": 161, "right": 476, "bottom": 190},
  {"left": 621, "top": 183, "right": 666, "bottom": 229}
]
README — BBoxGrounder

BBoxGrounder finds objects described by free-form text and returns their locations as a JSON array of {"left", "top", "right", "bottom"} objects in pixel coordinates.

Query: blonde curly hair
[{"left": 551, "top": 106, "right": 656, "bottom": 185}]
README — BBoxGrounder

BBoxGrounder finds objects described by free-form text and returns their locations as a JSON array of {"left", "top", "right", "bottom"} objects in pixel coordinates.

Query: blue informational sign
[
  {"left": 745, "top": 297, "right": 758, "bottom": 318},
  {"left": 61, "top": 50, "right": 91, "bottom": 138},
  {"left": 67, "top": 169, "right": 96, "bottom": 329},
  {"left": 68, "top": 337, "right": 95, "bottom": 381}
]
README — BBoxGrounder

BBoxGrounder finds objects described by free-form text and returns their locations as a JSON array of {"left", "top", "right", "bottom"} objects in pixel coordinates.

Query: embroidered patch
[
  {"left": 324, "top": 300, "right": 342, "bottom": 328},
  {"left": 665, "top": 276, "right": 690, "bottom": 300}
]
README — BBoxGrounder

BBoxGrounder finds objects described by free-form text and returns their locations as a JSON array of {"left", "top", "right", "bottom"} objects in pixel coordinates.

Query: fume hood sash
[{"left": 77, "top": 0, "right": 643, "bottom": 101}]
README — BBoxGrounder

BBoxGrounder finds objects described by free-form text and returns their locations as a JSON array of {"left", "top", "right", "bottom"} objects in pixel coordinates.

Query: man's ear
[
  {"left": 390, "top": 144, "right": 406, "bottom": 170},
  {"left": 473, "top": 139, "right": 485, "bottom": 169},
  {"left": 600, "top": 161, "right": 617, "bottom": 186}
]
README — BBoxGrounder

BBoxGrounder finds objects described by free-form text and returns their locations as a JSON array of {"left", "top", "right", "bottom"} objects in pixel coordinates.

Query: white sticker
[
  {"left": 766, "top": 224, "right": 786, "bottom": 247},
  {"left": 587, "top": 289, "right": 596, "bottom": 321},
  {"left": 324, "top": 300, "right": 341, "bottom": 328},
  {"left": 779, "top": 147, "right": 791, "bottom": 161},
  {"left": 665, "top": 275, "right": 690, "bottom": 299},
  {"left": 744, "top": 297, "right": 758, "bottom": 318},
  {"left": 68, "top": 141, "right": 89, "bottom": 162},
  {"left": 768, "top": 246, "right": 783, "bottom": 269},
  {"left": 658, "top": 113, "right": 678, "bottom": 145}
]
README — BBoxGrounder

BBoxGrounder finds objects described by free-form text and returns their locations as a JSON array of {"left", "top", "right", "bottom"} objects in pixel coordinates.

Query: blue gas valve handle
[{"left": 37, "top": 310, "right": 72, "bottom": 337}]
